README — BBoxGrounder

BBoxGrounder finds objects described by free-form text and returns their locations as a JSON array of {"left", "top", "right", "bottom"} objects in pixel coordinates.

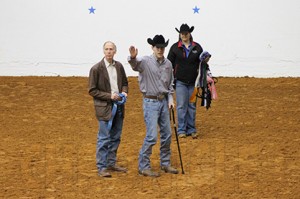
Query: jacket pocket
[
  {"left": 94, "top": 99, "right": 108, "bottom": 106},
  {"left": 94, "top": 99, "right": 111, "bottom": 120}
]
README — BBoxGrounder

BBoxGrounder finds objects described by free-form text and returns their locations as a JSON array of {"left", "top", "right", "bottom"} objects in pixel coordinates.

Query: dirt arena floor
[{"left": 0, "top": 76, "right": 299, "bottom": 198}]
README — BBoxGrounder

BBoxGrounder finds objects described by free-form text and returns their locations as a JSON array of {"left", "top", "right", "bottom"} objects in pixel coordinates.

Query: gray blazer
[{"left": 88, "top": 58, "right": 128, "bottom": 121}]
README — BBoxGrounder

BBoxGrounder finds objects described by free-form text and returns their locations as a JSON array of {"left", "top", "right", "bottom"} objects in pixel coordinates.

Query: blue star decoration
[
  {"left": 89, "top": 6, "right": 96, "bottom": 14},
  {"left": 193, "top": 6, "right": 200, "bottom": 14}
]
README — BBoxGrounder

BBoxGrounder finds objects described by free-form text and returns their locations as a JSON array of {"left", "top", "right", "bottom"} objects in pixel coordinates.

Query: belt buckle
[{"left": 158, "top": 94, "right": 165, "bottom": 101}]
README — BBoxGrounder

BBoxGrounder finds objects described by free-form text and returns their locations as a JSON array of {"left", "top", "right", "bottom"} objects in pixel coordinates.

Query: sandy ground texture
[{"left": 0, "top": 76, "right": 299, "bottom": 199}]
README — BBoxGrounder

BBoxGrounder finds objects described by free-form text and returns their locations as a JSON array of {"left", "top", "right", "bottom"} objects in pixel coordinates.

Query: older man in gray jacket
[{"left": 88, "top": 41, "right": 128, "bottom": 178}]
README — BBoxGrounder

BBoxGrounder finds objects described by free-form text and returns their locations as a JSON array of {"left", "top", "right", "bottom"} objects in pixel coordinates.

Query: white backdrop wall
[{"left": 0, "top": 0, "right": 300, "bottom": 77}]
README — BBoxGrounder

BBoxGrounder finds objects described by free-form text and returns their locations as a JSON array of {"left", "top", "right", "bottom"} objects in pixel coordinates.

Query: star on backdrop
[
  {"left": 193, "top": 6, "right": 200, "bottom": 14},
  {"left": 89, "top": 6, "right": 96, "bottom": 14}
]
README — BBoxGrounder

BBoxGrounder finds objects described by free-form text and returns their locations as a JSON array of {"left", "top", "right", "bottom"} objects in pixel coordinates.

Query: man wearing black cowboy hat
[
  {"left": 168, "top": 24, "right": 203, "bottom": 139},
  {"left": 128, "top": 35, "right": 179, "bottom": 177}
]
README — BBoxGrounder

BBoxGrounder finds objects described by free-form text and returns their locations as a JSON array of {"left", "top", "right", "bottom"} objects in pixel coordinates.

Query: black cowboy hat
[
  {"left": 147, "top": 35, "right": 169, "bottom": 48},
  {"left": 175, "top": 24, "right": 194, "bottom": 33}
]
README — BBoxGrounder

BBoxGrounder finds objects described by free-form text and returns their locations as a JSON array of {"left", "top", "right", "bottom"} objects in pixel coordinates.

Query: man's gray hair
[{"left": 103, "top": 41, "right": 117, "bottom": 52}]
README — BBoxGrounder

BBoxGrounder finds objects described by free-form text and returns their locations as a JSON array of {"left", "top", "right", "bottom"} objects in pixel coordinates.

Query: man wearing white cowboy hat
[
  {"left": 168, "top": 24, "right": 203, "bottom": 139},
  {"left": 128, "top": 35, "right": 179, "bottom": 177}
]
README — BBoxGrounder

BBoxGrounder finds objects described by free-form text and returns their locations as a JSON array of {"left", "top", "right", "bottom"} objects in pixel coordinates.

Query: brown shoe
[
  {"left": 98, "top": 168, "right": 112, "bottom": 177},
  {"left": 178, "top": 134, "right": 186, "bottom": 138},
  {"left": 191, "top": 132, "right": 198, "bottom": 139},
  {"left": 107, "top": 165, "right": 128, "bottom": 173},
  {"left": 161, "top": 166, "right": 179, "bottom": 174},
  {"left": 138, "top": 169, "right": 160, "bottom": 177}
]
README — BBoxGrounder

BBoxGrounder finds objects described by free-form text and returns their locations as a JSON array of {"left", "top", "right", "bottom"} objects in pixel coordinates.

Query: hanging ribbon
[
  {"left": 107, "top": 93, "right": 127, "bottom": 131},
  {"left": 190, "top": 51, "right": 211, "bottom": 103}
]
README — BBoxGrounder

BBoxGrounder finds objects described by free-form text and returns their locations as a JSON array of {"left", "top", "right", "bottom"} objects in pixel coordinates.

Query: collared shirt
[
  {"left": 128, "top": 54, "right": 174, "bottom": 103},
  {"left": 104, "top": 58, "right": 119, "bottom": 94},
  {"left": 182, "top": 43, "right": 192, "bottom": 57}
]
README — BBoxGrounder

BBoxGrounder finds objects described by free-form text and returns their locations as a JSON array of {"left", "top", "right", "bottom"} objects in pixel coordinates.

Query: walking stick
[{"left": 170, "top": 107, "right": 185, "bottom": 174}]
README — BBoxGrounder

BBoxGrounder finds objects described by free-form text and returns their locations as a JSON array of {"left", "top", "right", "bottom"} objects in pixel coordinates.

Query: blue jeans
[
  {"left": 96, "top": 106, "right": 123, "bottom": 171},
  {"left": 138, "top": 98, "right": 172, "bottom": 171},
  {"left": 175, "top": 80, "right": 197, "bottom": 135}
]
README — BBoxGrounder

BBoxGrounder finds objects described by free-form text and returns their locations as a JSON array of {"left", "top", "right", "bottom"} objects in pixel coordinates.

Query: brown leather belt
[{"left": 144, "top": 94, "right": 166, "bottom": 101}]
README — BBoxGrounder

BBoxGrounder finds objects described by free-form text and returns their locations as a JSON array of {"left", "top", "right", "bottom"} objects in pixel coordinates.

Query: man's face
[
  {"left": 152, "top": 46, "right": 165, "bottom": 60},
  {"left": 103, "top": 42, "right": 116, "bottom": 61}
]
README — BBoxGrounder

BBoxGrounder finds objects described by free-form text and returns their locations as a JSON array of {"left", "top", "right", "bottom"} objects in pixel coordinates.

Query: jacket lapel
[{"left": 99, "top": 59, "right": 110, "bottom": 83}]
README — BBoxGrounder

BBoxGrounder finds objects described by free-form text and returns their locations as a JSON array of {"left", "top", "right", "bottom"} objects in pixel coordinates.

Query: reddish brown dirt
[{"left": 0, "top": 76, "right": 299, "bottom": 198}]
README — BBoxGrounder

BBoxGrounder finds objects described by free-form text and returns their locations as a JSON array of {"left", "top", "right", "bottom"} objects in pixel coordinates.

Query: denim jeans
[
  {"left": 175, "top": 80, "right": 197, "bottom": 135},
  {"left": 138, "top": 98, "right": 172, "bottom": 171},
  {"left": 96, "top": 106, "right": 123, "bottom": 171}
]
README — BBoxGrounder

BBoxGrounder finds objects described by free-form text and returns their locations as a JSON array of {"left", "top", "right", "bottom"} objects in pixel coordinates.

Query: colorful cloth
[
  {"left": 195, "top": 51, "right": 212, "bottom": 88},
  {"left": 207, "top": 76, "right": 218, "bottom": 100},
  {"left": 194, "top": 51, "right": 219, "bottom": 109}
]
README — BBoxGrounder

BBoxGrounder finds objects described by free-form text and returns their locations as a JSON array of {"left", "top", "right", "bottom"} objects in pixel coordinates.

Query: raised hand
[{"left": 129, "top": 46, "right": 138, "bottom": 59}]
